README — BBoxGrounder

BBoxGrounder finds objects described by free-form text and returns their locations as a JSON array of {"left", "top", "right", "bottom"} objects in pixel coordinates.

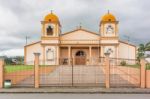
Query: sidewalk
[{"left": 0, "top": 87, "right": 150, "bottom": 94}]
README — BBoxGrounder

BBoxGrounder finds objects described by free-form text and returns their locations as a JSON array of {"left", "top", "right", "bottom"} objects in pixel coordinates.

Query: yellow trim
[
  {"left": 100, "top": 37, "right": 119, "bottom": 40},
  {"left": 41, "top": 36, "right": 59, "bottom": 40}
]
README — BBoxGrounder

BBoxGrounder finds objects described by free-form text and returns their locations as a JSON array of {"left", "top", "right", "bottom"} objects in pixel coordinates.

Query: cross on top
[{"left": 51, "top": 10, "right": 53, "bottom": 14}]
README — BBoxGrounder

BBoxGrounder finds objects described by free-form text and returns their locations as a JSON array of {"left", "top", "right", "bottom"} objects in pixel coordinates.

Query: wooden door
[{"left": 75, "top": 56, "right": 86, "bottom": 65}]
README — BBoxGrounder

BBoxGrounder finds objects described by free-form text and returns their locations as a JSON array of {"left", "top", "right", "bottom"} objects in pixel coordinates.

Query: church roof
[
  {"left": 119, "top": 40, "right": 136, "bottom": 47},
  {"left": 24, "top": 41, "right": 41, "bottom": 47}
]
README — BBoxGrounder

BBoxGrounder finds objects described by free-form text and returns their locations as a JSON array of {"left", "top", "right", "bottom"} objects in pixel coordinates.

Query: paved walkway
[{"left": 0, "top": 87, "right": 150, "bottom": 93}]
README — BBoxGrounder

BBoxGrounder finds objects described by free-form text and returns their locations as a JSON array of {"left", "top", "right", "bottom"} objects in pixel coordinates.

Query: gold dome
[
  {"left": 44, "top": 12, "right": 59, "bottom": 22},
  {"left": 101, "top": 12, "right": 116, "bottom": 22}
]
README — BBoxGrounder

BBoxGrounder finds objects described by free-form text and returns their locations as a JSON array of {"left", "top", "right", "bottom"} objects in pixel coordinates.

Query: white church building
[{"left": 24, "top": 11, "right": 136, "bottom": 65}]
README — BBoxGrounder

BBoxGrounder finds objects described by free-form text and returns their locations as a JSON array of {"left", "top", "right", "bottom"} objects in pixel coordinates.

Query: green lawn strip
[
  {"left": 119, "top": 64, "right": 140, "bottom": 69},
  {"left": 5, "top": 65, "right": 56, "bottom": 73},
  {"left": 5, "top": 65, "right": 34, "bottom": 73}
]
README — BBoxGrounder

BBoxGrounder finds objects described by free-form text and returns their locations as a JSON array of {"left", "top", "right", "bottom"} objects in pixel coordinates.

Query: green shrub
[
  {"left": 146, "top": 63, "right": 150, "bottom": 70},
  {"left": 120, "top": 60, "right": 126, "bottom": 66}
]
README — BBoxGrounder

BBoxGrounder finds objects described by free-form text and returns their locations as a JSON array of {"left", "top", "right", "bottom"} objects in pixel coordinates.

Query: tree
[{"left": 137, "top": 42, "right": 150, "bottom": 61}]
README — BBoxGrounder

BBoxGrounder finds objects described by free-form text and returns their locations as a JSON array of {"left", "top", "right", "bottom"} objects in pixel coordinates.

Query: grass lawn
[
  {"left": 5, "top": 65, "right": 56, "bottom": 73},
  {"left": 123, "top": 64, "right": 140, "bottom": 68},
  {"left": 5, "top": 65, "right": 34, "bottom": 73}
]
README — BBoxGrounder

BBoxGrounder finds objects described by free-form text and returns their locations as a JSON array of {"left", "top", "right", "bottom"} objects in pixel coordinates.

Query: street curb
[{"left": 1, "top": 87, "right": 150, "bottom": 94}]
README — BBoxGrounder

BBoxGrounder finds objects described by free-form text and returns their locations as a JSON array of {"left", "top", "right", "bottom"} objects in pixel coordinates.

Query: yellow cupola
[
  {"left": 44, "top": 11, "right": 59, "bottom": 23},
  {"left": 101, "top": 11, "right": 116, "bottom": 22}
]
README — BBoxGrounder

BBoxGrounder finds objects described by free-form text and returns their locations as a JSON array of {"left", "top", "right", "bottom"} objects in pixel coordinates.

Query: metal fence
[
  {"left": 2, "top": 57, "right": 142, "bottom": 88},
  {"left": 39, "top": 57, "right": 105, "bottom": 87},
  {"left": 4, "top": 61, "right": 35, "bottom": 87},
  {"left": 109, "top": 58, "right": 141, "bottom": 88}
]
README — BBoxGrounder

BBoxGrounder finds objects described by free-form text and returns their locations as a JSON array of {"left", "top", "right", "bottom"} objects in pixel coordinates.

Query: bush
[
  {"left": 146, "top": 63, "right": 150, "bottom": 70},
  {"left": 120, "top": 60, "right": 126, "bottom": 66}
]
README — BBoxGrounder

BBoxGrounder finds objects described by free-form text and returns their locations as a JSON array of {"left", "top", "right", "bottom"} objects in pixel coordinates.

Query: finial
[
  {"left": 51, "top": 10, "right": 53, "bottom": 14},
  {"left": 79, "top": 22, "right": 82, "bottom": 29},
  {"left": 108, "top": 10, "right": 110, "bottom": 14}
]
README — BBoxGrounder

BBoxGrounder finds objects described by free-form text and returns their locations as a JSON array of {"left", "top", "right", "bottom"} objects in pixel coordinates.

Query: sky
[{"left": 0, "top": 0, "right": 150, "bottom": 56}]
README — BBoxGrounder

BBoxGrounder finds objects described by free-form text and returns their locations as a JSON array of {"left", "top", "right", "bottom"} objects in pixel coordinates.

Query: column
[
  {"left": 57, "top": 46, "right": 60, "bottom": 65},
  {"left": 101, "top": 46, "right": 104, "bottom": 57},
  {"left": 115, "top": 45, "right": 119, "bottom": 58},
  {"left": 0, "top": 58, "right": 4, "bottom": 88},
  {"left": 34, "top": 53, "right": 40, "bottom": 88},
  {"left": 105, "top": 53, "right": 110, "bottom": 88},
  {"left": 140, "top": 58, "right": 146, "bottom": 88},
  {"left": 24, "top": 47, "right": 27, "bottom": 65},
  {"left": 42, "top": 45, "right": 45, "bottom": 65},
  {"left": 89, "top": 46, "right": 92, "bottom": 65},
  {"left": 68, "top": 46, "right": 71, "bottom": 65}
]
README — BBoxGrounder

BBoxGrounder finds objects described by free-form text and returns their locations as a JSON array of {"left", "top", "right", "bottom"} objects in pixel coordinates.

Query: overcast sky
[{"left": 0, "top": 0, "right": 150, "bottom": 56}]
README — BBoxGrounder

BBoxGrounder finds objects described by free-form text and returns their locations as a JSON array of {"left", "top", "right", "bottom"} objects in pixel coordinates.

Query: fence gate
[
  {"left": 39, "top": 57, "right": 105, "bottom": 87},
  {"left": 109, "top": 58, "right": 141, "bottom": 88}
]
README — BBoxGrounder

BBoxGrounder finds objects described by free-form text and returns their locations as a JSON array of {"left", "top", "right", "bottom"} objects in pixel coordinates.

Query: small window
[{"left": 47, "top": 26, "right": 53, "bottom": 35}]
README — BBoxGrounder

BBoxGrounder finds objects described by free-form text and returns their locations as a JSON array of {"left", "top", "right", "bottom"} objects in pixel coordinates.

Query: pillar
[
  {"left": 101, "top": 46, "right": 104, "bottom": 57},
  {"left": 42, "top": 45, "right": 45, "bottom": 65},
  {"left": 105, "top": 53, "right": 110, "bottom": 88},
  {"left": 89, "top": 46, "right": 92, "bottom": 65},
  {"left": 140, "top": 58, "right": 146, "bottom": 88},
  {"left": 34, "top": 53, "right": 40, "bottom": 88},
  {"left": 68, "top": 46, "right": 71, "bottom": 65},
  {"left": 0, "top": 58, "right": 4, "bottom": 88},
  {"left": 57, "top": 46, "right": 60, "bottom": 65}
]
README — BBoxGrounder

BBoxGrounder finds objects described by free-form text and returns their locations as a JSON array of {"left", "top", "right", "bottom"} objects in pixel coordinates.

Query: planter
[{"left": 4, "top": 80, "right": 11, "bottom": 88}]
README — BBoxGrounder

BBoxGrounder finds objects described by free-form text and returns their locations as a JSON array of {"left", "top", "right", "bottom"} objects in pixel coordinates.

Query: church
[{"left": 24, "top": 11, "right": 136, "bottom": 65}]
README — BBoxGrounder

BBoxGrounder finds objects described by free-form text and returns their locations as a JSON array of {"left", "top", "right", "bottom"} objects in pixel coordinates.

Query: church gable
[{"left": 60, "top": 29, "right": 99, "bottom": 40}]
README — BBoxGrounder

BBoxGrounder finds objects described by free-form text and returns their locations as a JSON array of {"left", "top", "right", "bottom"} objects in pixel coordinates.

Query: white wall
[
  {"left": 61, "top": 30, "right": 99, "bottom": 40},
  {"left": 25, "top": 42, "right": 43, "bottom": 65},
  {"left": 118, "top": 41, "right": 136, "bottom": 59}
]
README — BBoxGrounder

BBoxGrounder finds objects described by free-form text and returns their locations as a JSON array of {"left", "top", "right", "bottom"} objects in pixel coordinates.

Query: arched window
[
  {"left": 46, "top": 48, "right": 54, "bottom": 61},
  {"left": 47, "top": 26, "right": 53, "bottom": 35},
  {"left": 76, "top": 51, "right": 85, "bottom": 56}
]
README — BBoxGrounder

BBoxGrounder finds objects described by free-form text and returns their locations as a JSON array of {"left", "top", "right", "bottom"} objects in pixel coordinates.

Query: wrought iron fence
[
  {"left": 39, "top": 57, "right": 105, "bottom": 87},
  {"left": 4, "top": 61, "right": 35, "bottom": 87},
  {"left": 109, "top": 58, "right": 141, "bottom": 88},
  {"left": 2, "top": 57, "right": 142, "bottom": 88}
]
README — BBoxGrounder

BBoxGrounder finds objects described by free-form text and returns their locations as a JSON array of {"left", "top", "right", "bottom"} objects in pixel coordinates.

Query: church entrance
[{"left": 75, "top": 51, "right": 86, "bottom": 65}]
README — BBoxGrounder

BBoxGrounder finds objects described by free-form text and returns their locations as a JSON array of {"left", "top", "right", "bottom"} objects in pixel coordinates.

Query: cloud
[
  {"left": 0, "top": 0, "right": 150, "bottom": 56},
  {"left": 0, "top": 49, "right": 24, "bottom": 57}
]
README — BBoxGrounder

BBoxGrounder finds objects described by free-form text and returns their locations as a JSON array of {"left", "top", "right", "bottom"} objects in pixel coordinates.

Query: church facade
[{"left": 24, "top": 12, "right": 136, "bottom": 65}]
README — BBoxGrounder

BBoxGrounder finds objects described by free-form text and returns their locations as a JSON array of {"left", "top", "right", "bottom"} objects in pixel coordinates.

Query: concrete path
[{"left": 0, "top": 87, "right": 150, "bottom": 93}]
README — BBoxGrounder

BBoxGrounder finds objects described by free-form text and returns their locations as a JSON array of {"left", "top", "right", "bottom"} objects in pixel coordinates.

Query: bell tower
[
  {"left": 40, "top": 11, "right": 61, "bottom": 65},
  {"left": 100, "top": 11, "right": 119, "bottom": 37},
  {"left": 99, "top": 11, "right": 119, "bottom": 58},
  {"left": 41, "top": 11, "right": 61, "bottom": 39}
]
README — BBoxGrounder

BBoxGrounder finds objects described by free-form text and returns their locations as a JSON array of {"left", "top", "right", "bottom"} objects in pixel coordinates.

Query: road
[{"left": 0, "top": 94, "right": 149, "bottom": 99}]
